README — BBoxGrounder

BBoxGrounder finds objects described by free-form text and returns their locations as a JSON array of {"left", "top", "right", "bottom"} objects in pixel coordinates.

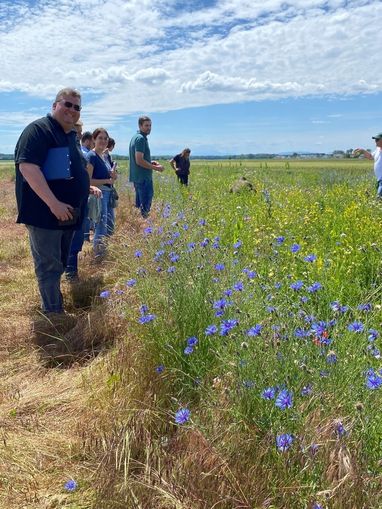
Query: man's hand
[
  {"left": 152, "top": 160, "right": 164, "bottom": 172},
  {"left": 49, "top": 201, "right": 74, "bottom": 221}
]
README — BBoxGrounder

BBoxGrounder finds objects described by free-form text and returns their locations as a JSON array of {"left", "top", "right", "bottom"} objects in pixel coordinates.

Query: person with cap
[{"left": 354, "top": 132, "right": 382, "bottom": 196}]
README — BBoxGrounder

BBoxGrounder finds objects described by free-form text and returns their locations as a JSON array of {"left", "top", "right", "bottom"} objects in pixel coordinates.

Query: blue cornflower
[
  {"left": 155, "top": 364, "right": 165, "bottom": 373},
  {"left": 169, "top": 252, "right": 180, "bottom": 263},
  {"left": 215, "top": 263, "right": 225, "bottom": 271},
  {"left": 242, "top": 380, "right": 255, "bottom": 389},
  {"left": 223, "top": 288, "right": 233, "bottom": 296},
  {"left": 220, "top": 319, "right": 238, "bottom": 336},
  {"left": 307, "top": 282, "right": 322, "bottom": 293},
  {"left": 233, "top": 240, "right": 242, "bottom": 249},
  {"left": 310, "top": 321, "right": 327, "bottom": 336},
  {"left": 330, "top": 300, "right": 348, "bottom": 313},
  {"left": 246, "top": 270, "right": 257, "bottom": 279},
  {"left": 336, "top": 421, "right": 346, "bottom": 437},
  {"left": 275, "top": 389, "right": 293, "bottom": 410},
  {"left": 213, "top": 298, "right": 232, "bottom": 310},
  {"left": 137, "top": 267, "right": 147, "bottom": 276},
  {"left": 183, "top": 224, "right": 189, "bottom": 231},
  {"left": 198, "top": 219, "right": 206, "bottom": 226},
  {"left": 348, "top": 321, "right": 364, "bottom": 333},
  {"left": 187, "top": 336, "right": 198, "bottom": 347},
  {"left": 140, "top": 304, "right": 149, "bottom": 315},
  {"left": 99, "top": 290, "right": 110, "bottom": 298},
  {"left": 172, "top": 231, "right": 180, "bottom": 238},
  {"left": 290, "top": 280, "right": 304, "bottom": 291},
  {"left": 367, "top": 345, "right": 381, "bottom": 358},
  {"left": 175, "top": 408, "right": 191, "bottom": 424},
  {"left": 312, "top": 504, "right": 323, "bottom": 509},
  {"left": 126, "top": 279, "right": 137, "bottom": 287},
  {"left": 200, "top": 238, "right": 209, "bottom": 247},
  {"left": 233, "top": 281, "right": 244, "bottom": 291},
  {"left": 205, "top": 324, "right": 218, "bottom": 336},
  {"left": 267, "top": 306, "right": 276, "bottom": 313},
  {"left": 290, "top": 243, "right": 301, "bottom": 253},
  {"left": 275, "top": 236, "right": 285, "bottom": 244},
  {"left": 64, "top": 479, "right": 77, "bottom": 492},
  {"left": 139, "top": 314, "right": 156, "bottom": 324},
  {"left": 304, "top": 254, "right": 317, "bottom": 262},
  {"left": 167, "top": 266, "right": 176, "bottom": 273},
  {"left": 143, "top": 226, "right": 153, "bottom": 235},
  {"left": 326, "top": 351, "right": 337, "bottom": 364},
  {"left": 184, "top": 346, "right": 194, "bottom": 355},
  {"left": 261, "top": 387, "right": 276, "bottom": 400},
  {"left": 368, "top": 329, "right": 379, "bottom": 341},
  {"left": 276, "top": 433, "right": 293, "bottom": 452},
  {"left": 301, "top": 384, "right": 313, "bottom": 396},
  {"left": 358, "top": 303, "right": 372, "bottom": 312},
  {"left": 295, "top": 328, "right": 308, "bottom": 338},
  {"left": 154, "top": 249, "right": 165, "bottom": 260},
  {"left": 300, "top": 296, "right": 309, "bottom": 303},
  {"left": 366, "top": 370, "right": 382, "bottom": 390},
  {"left": 246, "top": 325, "right": 262, "bottom": 336},
  {"left": 212, "top": 241, "right": 220, "bottom": 249},
  {"left": 274, "top": 282, "right": 282, "bottom": 289},
  {"left": 187, "top": 242, "right": 196, "bottom": 252},
  {"left": 135, "top": 250, "right": 143, "bottom": 258}
]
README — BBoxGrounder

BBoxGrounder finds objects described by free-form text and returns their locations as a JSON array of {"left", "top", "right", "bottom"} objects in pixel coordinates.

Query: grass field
[{"left": 0, "top": 157, "right": 381, "bottom": 509}]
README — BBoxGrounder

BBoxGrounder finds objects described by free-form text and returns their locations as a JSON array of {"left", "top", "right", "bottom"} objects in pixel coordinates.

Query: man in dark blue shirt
[{"left": 14, "top": 87, "right": 90, "bottom": 314}]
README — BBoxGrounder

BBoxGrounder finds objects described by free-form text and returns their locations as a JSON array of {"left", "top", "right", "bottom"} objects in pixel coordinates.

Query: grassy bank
[{"left": 0, "top": 158, "right": 381, "bottom": 508}]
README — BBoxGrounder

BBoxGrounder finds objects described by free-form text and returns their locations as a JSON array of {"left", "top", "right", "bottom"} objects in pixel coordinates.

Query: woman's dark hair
[
  {"left": 92, "top": 127, "right": 109, "bottom": 140},
  {"left": 107, "top": 137, "right": 115, "bottom": 150}
]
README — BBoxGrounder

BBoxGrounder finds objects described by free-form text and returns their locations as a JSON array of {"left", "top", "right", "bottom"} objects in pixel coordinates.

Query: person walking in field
[
  {"left": 14, "top": 88, "right": 92, "bottom": 314},
  {"left": 354, "top": 132, "right": 382, "bottom": 196},
  {"left": 170, "top": 148, "right": 191, "bottom": 186},
  {"left": 129, "top": 116, "right": 164, "bottom": 218}
]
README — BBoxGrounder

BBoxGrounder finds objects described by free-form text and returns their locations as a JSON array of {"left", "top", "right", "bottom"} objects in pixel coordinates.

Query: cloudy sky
[{"left": 1, "top": 0, "right": 382, "bottom": 155}]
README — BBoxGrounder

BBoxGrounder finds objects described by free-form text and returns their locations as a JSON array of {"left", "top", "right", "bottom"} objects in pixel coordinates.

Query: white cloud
[{"left": 0, "top": 0, "right": 381, "bottom": 129}]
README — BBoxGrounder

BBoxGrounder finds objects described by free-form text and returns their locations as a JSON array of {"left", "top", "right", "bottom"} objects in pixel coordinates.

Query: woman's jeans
[
  {"left": 27, "top": 225, "right": 74, "bottom": 313},
  {"left": 94, "top": 188, "right": 115, "bottom": 257},
  {"left": 134, "top": 180, "right": 154, "bottom": 218}
]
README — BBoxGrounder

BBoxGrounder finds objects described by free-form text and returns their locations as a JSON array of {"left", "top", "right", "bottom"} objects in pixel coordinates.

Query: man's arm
[
  {"left": 19, "top": 163, "right": 74, "bottom": 221},
  {"left": 354, "top": 148, "right": 373, "bottom": 160},
  {"left": 136, "top": 152, "right": 164, "bottom": 172}
]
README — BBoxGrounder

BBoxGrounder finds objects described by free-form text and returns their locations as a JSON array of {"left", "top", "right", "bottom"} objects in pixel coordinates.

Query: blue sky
[{"left": 1, "top": 0, "right": 381, "bottom": 155}]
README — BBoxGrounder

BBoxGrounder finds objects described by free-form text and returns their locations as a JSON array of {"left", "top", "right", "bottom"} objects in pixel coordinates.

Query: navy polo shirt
[{"left": 15, "top": 114, "right": 90, "bottom": 230}]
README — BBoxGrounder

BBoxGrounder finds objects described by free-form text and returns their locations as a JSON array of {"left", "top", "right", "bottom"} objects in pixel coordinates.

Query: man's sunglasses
[{"left": 59, "top": 100, "right": 81, "bottom": 112}]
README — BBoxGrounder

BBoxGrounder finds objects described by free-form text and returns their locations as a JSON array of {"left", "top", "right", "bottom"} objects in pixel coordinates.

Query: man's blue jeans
[
  {"left": 134, "top": 180, "right": 153, "bottom": 218},
  {"left": 27, "top": 225, "right": 74, "bottom": 313}
]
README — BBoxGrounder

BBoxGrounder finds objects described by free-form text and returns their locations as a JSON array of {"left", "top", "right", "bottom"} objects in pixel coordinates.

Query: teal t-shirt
[{"left": 129, "top": 131, "right": 152, "bottom": 183}]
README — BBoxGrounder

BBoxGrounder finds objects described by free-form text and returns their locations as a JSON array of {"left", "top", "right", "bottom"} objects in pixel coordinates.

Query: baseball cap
[{"left": 372, "top": 132, "right": 382, "bottom": 140}]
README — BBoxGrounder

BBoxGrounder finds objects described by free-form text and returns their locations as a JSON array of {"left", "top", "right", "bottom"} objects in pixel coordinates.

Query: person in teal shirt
[{"left": 129, "top": 116, "right": 164, "bottom": 218}]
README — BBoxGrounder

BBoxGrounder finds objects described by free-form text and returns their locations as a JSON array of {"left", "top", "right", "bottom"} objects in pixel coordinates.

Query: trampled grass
[{"left": 1, "top": 158, "right": 381, "bottom": 508}]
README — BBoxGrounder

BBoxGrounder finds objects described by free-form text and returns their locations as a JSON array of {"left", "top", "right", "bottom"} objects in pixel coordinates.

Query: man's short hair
[
  {"left": 138, "top": 115, "right": 151, "bottom": 126},
  {"left": 81, "top": 131, "right": 93, "bottom": 143},
  {"left": 55, "top": 88, "right": 81, "bottom": 103}
]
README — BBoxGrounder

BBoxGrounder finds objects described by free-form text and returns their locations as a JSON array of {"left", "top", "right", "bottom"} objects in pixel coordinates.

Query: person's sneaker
[{"left": 65, "top": 271, "right": 79, "bottom": 283}]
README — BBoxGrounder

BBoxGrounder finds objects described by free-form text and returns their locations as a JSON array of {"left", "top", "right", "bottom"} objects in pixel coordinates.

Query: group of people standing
[{"left": 14, "top": 87, "right": 192, "bottom": 316}]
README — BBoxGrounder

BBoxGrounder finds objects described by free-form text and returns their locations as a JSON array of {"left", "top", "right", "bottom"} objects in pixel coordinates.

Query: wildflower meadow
[{"left": 1, "top": 158, "right": 382, "bottom": 508}]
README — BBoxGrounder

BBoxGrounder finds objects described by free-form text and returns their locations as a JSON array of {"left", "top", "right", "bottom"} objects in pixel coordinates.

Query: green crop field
[{"left": 1, "top": 157, "right": 381, "bottom": 509}]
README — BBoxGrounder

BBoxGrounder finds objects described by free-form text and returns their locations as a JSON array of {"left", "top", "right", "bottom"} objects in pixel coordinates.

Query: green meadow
[{"left": 0, "top": 157, "right": 381, "bottom": 509}]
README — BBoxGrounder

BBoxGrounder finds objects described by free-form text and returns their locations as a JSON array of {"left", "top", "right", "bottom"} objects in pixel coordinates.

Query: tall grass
[{"left": 84, "top": 158, "right": 382, "bottom": 508}]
